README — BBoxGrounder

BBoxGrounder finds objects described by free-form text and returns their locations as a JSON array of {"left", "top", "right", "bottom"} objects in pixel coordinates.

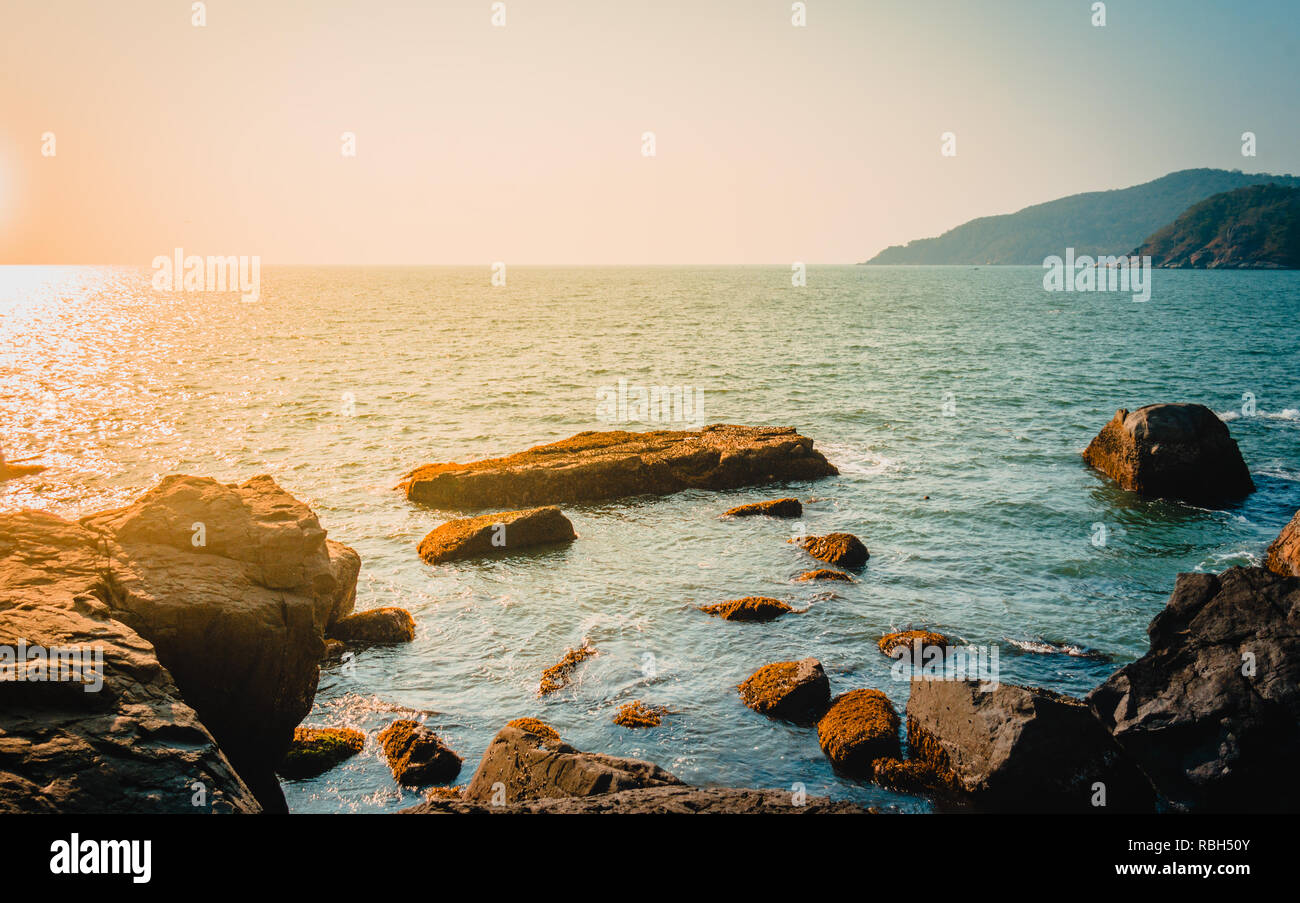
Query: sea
[{"left": 1, "top": 264, "right": 1297, "bottom": 812}]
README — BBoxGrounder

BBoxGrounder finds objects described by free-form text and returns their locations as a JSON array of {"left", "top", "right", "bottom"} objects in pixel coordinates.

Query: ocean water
[{"left": 1, "top": 264, "right": 1297, "bottom": 813}]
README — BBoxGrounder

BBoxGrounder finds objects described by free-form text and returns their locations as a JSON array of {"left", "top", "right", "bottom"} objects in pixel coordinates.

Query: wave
[
  {"left": 1004, "top": 637, "right": 1110, "bottom": 660},
  {"left": 1217, "top": 408, "right": 1299, "bottom": 422}
]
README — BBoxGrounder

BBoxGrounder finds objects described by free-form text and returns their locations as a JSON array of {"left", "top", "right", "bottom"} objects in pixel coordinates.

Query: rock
[
  {"left": 699, "top": 597, "right": 795, "bottom": 623},
  {"left": 797, "top": 569, "right": 852, "bottom": 582},
  {"left": 1081, "top": 404, "right": 1253, "bottom": 504},
  {"left": 538, "top": 641, "right": 596, "bottom": 695},
  {"left": 737, "top": 658, "right": 830, "bottom": 723},
  {"left": 278, "top": 727, "right": 365, "bottom": 779},
  {"left": 870, "top": 757, "right": 963, "bottom": 798},
  {"left": 613, "top": 701, "right": 668, "bottom": 728},
  {"left": 462, "top": 720, "right": 684, "bottom": 804},
  {"left": 1265, "top": 509, "right": 1300, "bottom": 577},
  {"left": 1089, "top": 566, "right": 1300, "bottom": 812},
  {"left": 322, "top": 639, "right": 348, "bottom": 662},
  {"left": 418, "top": 506, "right": 576, "bottom": 564},
  {"left": 878, "top": 630, "right": 949, "bottom": 659},
  {"left": 77, "top": 474, "right": 360, "bottom": 812},
  {"left": 403, "top": 785, "right": 868, "bottom": 814},
  {"left": 0, "top": 510, "right": 260, "bottom": 813},
  {"left": 399, "top": 425, "right": 837, "bottom": 509},
  {"left": 0, "top": 463, "right": 45, "bottom": 481},
  {"left": 327, "top": 607, "right": 415, "bottom": 645},
  {"left": 723, "top": 498, "right": 802, "bottom": 518},
  {"left": 378, "top": 719, "right": 462, "bottom": 786},
  {"left": 909, "top": 680, "right": 1154, "bottom": 812},
  {"left": 799, "top": 533, "right": 869, "bottom": 569},
  {"left": 816, "top": 689, "right": 901, "bottom": 775}
]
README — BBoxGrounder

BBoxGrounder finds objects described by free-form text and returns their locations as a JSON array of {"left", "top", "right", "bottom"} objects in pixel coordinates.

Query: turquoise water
[{"left": 2, "top": 265, "right": 1297, "bottom": 812}]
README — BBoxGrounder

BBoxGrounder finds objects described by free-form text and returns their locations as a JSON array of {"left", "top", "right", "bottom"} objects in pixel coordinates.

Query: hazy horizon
[{"left": 4, "top": 0, "right": 1299, "bottom": 265}]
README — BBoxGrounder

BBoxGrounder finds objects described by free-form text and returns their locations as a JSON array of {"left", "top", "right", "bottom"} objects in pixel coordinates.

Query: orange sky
[{"left": 2, "top": 0, "right": 1298, "bottom": 264}]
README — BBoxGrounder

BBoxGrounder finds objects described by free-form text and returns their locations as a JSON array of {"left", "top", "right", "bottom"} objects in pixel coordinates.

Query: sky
[{"left": 2, "top": 0, "right": 1298, "bottom": 264}]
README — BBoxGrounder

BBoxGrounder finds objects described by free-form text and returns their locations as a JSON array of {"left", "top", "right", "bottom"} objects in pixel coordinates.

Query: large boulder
[
  {"left": 418, "top": 506, "right": 575, "bottom": 564},
  {"left": 462, "top": 719, "right": 684, "bottom": 804},
  {"left": 1265, "top": 509, "right": 1300, "bottom": 577},
  {"left": 908, "top": 680, "right": 1154, "bottom": 812},
  {"left": 0, "top": 511, "right": 260, "bottom": 813},
  {"left": 399, "top": 425, "right": 837, "bottom": 509},
  {"left": 737, "top": 658, "right": 830, "bottom": 724},
  {"left": 77, "top": 475, "right": 359, "bottom": 811},
  {"left": 1089, "top": 566, "right": 1300, "bottom": 812},
  {"left": 1082, "top": 403, "right": 1253, "bottom": 505},
  {"left": 402, "top": 786, "right": 867, "bottom": 814}
]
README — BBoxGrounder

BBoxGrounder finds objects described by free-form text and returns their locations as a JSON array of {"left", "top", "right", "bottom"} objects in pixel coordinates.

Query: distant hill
[
  {"left": 1133, "top": 184, "right": 1300, "bottom": 269},
  {"left": 862, "top": 168, "right": 1300, "bottom": 265}
]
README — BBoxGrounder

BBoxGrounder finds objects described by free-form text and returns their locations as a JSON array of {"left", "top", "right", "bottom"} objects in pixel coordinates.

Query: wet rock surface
[
  {"left": 400, "top": 424, "right": 837, "bottom": 509},
  {"left": 418, "top": 505, "right": 576, "bottom": 564},
  {"left": 1082, "top": 403, "right": 1253, "bottom": 505},
  {"left": 1089, "top": 566, "right": 1300, "bottom": 812}
]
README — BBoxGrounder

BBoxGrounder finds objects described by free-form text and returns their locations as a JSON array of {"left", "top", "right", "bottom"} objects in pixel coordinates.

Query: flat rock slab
[
  {"left": 723, "top": 498, "right": 802, "bottom": 518},
  {"left": 1082, "top": 403, "right": 1253, "bottom": 505},
  {"left": 1089, "top": 566, "right": 1300, "bottom": 812},
  {"left": 402, "top": 786, "right": 867, "bottom": 814},
  {"left": 418, "top": 506, "right": 575, "bottom": 564},
  {"left": 700, "top": 597, "right": 795, "bottom": 622},
  {"left": 399, "top": 424, "right": 837, "bottom": 509}
]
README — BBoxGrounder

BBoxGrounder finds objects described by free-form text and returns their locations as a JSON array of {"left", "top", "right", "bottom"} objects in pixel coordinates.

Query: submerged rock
[
  {"left": 418, "top": 506, "right": 576, "bottom": 564},
  {"left": 538, "top": 641, "right": 596, "bottom": 695},
  {"left": 399, "top": 424, "right": 837, "bottom": 509},
  {"left": 1265, "top": 509, "right": 1300, "bottom": 577},
  {"left": 327, "top": 607, "right": 415, "bottom": 645},
  {"left": 278, "top": 726, "right": 365, "bottom": 779},
  {"left": 0, "top": 510, "right": 261, "bottom": 813},
  {"left": 699, "top": 597, "right": 795, "bottom": 623},
  {"left": 878, "top": 630, "right": 949, "bottom": 659},
  {"left": 1082, "top": 403, "right": 1253, "bottom": 505},
  {"left": 908, "top": 680, "right": 1154, "bottom": 813},
  {"left": 796, "top": 568, "right": 852, "bottom": 582},
  {"left": 817, "top": 689, "right": 901, "bottom": 775},
  {"left": 378, "top": 719, "right": 462, "bottom": 786},
  {"left": 798, "top": 533, "right": 869, "bottom": 569},
  {"left": 723, "top": 498, "right": 802, "bottom": 518},
  {"left": 613, "top": 701, "right": 669, "bottom": 728},
  {"left": 403, "top": 785, "right": 868, "bottom": 814},
  {"left": 1089, "top": 566, "right": 1300, "bottom": 812},
  {"left": 462, "top": 720, "right": 684, "bottom": 804},
  {"left": 737, "top": 658, "right": 830, "bottom": 724}
]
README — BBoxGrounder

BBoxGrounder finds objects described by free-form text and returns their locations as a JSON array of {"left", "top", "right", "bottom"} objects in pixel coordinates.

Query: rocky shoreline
[{"left": 3, "top": 413, "right": 1298, "bottom": 814}]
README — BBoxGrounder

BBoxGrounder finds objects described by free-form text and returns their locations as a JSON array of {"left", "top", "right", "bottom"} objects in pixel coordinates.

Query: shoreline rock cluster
[{"left": 7, "top": 405, "right": 1297, "bottom": 815}]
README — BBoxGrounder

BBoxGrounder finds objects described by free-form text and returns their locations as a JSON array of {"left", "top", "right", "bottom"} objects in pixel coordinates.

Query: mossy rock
[
  {"left": 878, "top": 630, "right": 949, "bottom": 659},
  {"left": 278, "top": 726, "right": 365, "bottom": 779},
  {"left": 700, "top": 597, "right": 794, "bottom": 622},
  {"left": 817, "top": 689, "right": 901, "bottom": 776},
  {"left": 613, "top": 701, "right": 668, "bottom": 728}
]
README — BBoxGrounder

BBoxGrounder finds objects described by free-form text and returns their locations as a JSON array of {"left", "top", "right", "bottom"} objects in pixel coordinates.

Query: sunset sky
[{"left": 2, "top": 0, "right": 1298, "bottom": 264}]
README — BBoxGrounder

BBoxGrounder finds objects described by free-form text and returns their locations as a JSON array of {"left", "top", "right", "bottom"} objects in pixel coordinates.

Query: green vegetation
[
  {"left": 1134, "top": 183, "right": 1300, "bottom": 268},
  {"left": 864, "top": 168, "right": 1300, "bottom": 265}
]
